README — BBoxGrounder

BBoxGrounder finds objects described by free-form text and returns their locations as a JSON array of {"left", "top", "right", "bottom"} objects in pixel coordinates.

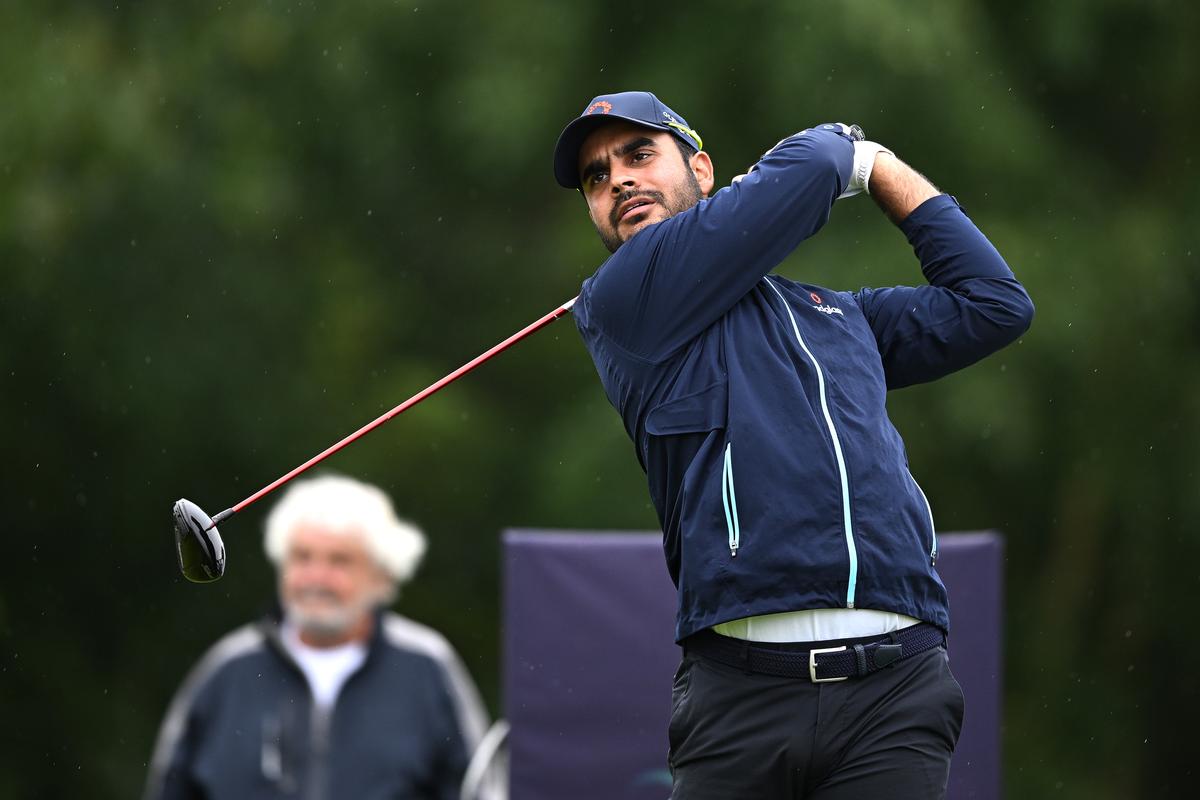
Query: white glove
[{"left": 838, "top": 140, "right": 893, "bottom": 199}]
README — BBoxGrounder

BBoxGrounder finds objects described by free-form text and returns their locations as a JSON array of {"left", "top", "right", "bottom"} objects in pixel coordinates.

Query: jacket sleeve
[
  {"left": 853, "top": 194, "right": 1035, "bottom": 389},
  {"left": 427, "top": 643, "right": 497, "bottom": 800},
  {"left": 431, "top": 688, "right": 471, "bottom": 800},
  {"left": 142, "top": 675, "right": 206, "bottom": 800},
  {"left": 581, "top": 125, "right": 855, "bottom": 362}
]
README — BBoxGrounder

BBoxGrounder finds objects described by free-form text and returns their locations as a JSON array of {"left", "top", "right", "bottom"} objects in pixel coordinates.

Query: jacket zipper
[
  {"left": 307, "top": 703, "right": 331, "bottom": 800},
  {"left": 722, "top": 442, "right": 741, "bottom": 557},
  {"left": 260, "top": 715, "right": 285, "bottom": 786},
  {"left": 907, "top": 468, "right": 938, "bottom": 565},
  {"left": 765, "top": 278, "right": 858, "bottom": 607}
]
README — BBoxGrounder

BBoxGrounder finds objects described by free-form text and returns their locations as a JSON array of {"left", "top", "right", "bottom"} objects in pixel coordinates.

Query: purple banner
[{"left": 503, "top": 530, "right": 1002, "bottom": 800}]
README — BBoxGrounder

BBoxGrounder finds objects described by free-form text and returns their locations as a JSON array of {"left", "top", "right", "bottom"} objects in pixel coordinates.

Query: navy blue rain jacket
[
  {"left": 573, "top": 125, "right": 1034, "bottom": 641},
  {"left": 144, "top": 611, "right": 490, "bottom": 800}
]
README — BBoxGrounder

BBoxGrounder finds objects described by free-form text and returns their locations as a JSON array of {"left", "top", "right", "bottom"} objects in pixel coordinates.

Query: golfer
[
  {"left": 553, "top": 91, "right": 1033, "bottom": 798},
  {"left": 145, "top": 474, "right": 495, "bottom": 800}
]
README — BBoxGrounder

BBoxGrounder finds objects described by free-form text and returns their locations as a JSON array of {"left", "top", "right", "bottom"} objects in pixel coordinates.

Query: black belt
[{"left": 684, "top": 623, "right": 946, "bottom": 683}]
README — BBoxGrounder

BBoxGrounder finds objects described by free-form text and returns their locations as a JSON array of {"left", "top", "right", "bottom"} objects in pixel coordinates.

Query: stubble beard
[{"left": 596, "top": 169, "right": 705, "bottom": 254}]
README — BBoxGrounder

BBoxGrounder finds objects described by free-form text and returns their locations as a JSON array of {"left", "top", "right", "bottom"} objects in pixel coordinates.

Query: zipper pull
[{"left": 730, "top": 542, "right": 738, "bottom": 558}]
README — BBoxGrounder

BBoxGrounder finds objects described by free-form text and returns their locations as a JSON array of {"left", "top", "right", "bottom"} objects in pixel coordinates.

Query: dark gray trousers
[{"left": 668, "top": 641, "right": 965, "bottom": 799}]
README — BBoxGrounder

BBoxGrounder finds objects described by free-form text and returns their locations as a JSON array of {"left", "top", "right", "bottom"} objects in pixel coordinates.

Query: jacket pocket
[
  {"left": 721, "top": 442, "right": 741, "bottom": 557},
  {"left": 645, "top": 381, "right": 739, "bottom": 556},
  {"left": 906, "top": 467, "right": 938, "bottom": 565},
  {"left": 645, "top": 380, "right": 728, "bottom": 436}
]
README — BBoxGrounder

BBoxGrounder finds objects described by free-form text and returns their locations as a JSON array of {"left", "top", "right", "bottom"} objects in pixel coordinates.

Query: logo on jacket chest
[{"left": 808, "top": 291, "right": 844, "bottom": 317}]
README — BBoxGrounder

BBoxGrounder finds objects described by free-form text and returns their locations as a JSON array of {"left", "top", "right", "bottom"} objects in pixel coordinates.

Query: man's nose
[
  {"left": 609, "top": 170, "right": 637, "bottom": 193},
  {"left": 296, "top": 560, "right": 334, "bottom": 582}
]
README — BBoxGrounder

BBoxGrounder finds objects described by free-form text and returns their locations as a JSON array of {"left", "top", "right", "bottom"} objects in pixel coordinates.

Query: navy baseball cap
[{"left": 553, "top": 91, "right": 703, "bottom": 189}]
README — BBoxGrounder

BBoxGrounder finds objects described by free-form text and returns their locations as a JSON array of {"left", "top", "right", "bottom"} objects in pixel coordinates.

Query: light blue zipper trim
[
  {"left": 722, "top": 442, "right": 741, "bottom": 557},
  {"left": 765, "top": 278, "right": 858, "bottom": 607},
  {"left": 908, "top": 469, "right": 938, "bottom": 565}
]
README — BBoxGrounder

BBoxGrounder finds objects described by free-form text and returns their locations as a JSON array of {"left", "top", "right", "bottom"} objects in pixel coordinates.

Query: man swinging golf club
[{"left": 552, "top": 91, "right": 1033, "bottom": 798}]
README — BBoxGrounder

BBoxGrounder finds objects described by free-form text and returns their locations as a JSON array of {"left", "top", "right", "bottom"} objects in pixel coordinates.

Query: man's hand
[{"left": 866, "top": 152, "right": 941, "bottom": 224}]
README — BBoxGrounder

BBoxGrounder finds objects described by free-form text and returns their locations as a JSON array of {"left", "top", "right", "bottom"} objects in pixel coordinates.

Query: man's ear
[
  {"left": 374, "top": 567, "right": 399, "bottom": 606},
  {"left": 690, "top": 150, "right": 715, "bottom": 196}
]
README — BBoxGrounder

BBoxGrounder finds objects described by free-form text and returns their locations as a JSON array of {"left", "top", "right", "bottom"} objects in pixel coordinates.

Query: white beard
[{"left": 284, "top": 587, "right": 380, "bottom": 639}]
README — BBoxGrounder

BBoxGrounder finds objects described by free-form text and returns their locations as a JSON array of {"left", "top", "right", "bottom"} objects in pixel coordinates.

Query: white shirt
[
  {"left": 712, "top": 608, "right": 921, "bottom": 643},
  {"left": 281, "top": 620, "right": 368, "bottom": 709}
]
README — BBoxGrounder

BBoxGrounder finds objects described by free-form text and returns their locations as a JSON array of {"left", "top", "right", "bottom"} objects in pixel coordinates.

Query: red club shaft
[{"left": 209, "top": 297, "right": 578, "bottom": 528}]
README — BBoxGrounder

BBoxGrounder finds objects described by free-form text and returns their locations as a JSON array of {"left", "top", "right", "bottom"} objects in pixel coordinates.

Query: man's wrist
[
  {"left": 867, "top": 153, "right": 941, "bottom": 224},
  {"left": 839, "top": 140, "right": 893, "bottom": 199}
]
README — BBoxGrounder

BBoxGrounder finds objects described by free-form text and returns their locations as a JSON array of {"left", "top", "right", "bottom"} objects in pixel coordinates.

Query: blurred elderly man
[{"left": 145, "top": 474, "right": 493, "bottom": 800}]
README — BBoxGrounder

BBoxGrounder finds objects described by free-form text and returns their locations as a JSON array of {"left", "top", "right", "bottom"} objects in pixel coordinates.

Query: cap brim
[{"left": 552, "top": 114, "right": 672, "bottom": 189}]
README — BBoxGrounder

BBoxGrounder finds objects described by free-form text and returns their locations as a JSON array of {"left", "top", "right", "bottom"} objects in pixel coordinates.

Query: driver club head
[{"left": 173, "top": 498, "right": 226, "bottom": 583}]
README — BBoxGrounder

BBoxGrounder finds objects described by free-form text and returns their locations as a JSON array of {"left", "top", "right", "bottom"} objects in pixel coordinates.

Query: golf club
[{"left": 173, "top": 296, "right": 578, "bottom": 583}]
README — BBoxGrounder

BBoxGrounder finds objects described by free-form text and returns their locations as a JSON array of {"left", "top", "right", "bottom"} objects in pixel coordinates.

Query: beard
[
  {"left": 284, "top": 586, "right": 381, "bottom": 640},
  {"left": 596, "top": 169, "right": 705, "bottom": 254}
]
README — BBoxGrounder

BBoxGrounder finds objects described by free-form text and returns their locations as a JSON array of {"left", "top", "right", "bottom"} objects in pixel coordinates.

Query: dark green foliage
[{"left": 1, "top": 1, "right": 1196, "bottom": 796}]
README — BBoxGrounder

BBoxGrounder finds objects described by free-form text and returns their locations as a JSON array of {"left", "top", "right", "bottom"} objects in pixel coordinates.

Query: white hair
[{"left": 263, "top": 473, "right": 427, "bottom": 585}]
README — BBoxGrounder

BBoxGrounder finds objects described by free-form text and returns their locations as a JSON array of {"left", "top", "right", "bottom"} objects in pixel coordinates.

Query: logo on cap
[
  {"left": 662, "top": 113, "right": 703, "bottom": 150},
  {"left": 587, "top": 101, "right": 613, "bottom": 115}
]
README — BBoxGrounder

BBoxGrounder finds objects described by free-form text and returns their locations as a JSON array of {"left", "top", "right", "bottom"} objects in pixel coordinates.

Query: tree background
[{"left": 1, "top": 1, "right": 1196, "bottom": 796}]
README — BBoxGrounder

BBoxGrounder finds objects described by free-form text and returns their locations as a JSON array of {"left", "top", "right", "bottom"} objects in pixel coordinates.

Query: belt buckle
[{"left": 808, "top": 645, "right": 849, "bottom": 683}]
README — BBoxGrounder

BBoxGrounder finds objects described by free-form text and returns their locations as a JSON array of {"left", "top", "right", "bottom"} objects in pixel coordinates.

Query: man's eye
[
  {"left": 588, "top": 172, "right": 607, "bottom": 188},
  {"left": 632, "top": 151, "right": 651, "bottom": 161}
]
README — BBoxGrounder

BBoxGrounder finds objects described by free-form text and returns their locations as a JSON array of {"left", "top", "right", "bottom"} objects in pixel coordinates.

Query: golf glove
[{"left": 838, "top": 138, "right": 894, "bottom": 199}]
